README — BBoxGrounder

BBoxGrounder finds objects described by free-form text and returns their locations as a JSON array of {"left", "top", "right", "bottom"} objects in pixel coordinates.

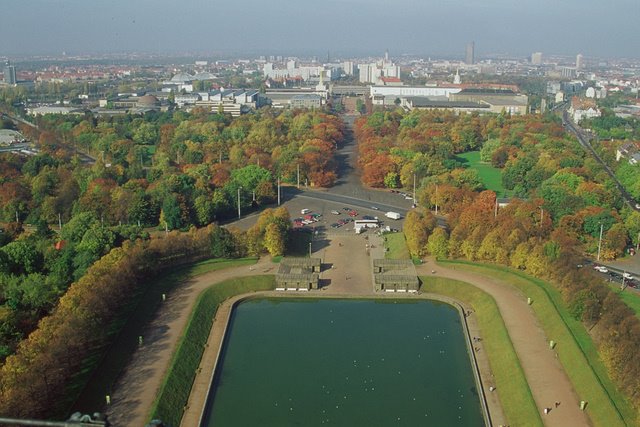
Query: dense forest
[
  {"left": 355, "top": 109, "right": 640, "bottom": 412},
  {"left": 0, "top": 108, "right": 342, "bottom": 363},
  {"left": 355, "top": 109, "right": 638, "bottom": 257},
  {"left": 0, "top": 213, "right": 288, "bottom": 418}
]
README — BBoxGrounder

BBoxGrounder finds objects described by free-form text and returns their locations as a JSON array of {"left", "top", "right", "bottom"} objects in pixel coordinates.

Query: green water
[{"left": 202, "top": 298, "right": 485, "bottom": 426}]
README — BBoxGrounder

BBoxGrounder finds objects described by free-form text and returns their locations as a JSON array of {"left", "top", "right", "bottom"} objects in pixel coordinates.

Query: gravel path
[
  {"left": 418, "top": 261, "right": 591, "bottom": 427},
  {"left": 104, "top": 256, "right": 275, "bottom": 427}
]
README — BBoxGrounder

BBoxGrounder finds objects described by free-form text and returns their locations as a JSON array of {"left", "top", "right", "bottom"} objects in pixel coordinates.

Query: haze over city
[{"left": 2, "top": 0, "right": 639, "bottom": 58}]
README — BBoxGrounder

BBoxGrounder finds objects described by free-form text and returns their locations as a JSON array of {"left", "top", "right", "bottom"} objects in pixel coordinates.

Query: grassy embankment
[
  {"left": 442, "top": 260, "right": 636, "bottom": 427},
  {"left": 384, "top": 232, "right": 410, "bottom": 259},
  {"left": 609, "top": 284, "right": 640, "bottom": 318},
  {"left": 455, "top": 151, "right": 512, "bottom": 198},
  {"left": 150, "top": 275, "right": 276, "bottom": 427},
  {"left": 72, "top": 257, "right": 259, "bottom": 414},
  {"left": 422, "top": 275, "right": 542, "bottom": 427}
]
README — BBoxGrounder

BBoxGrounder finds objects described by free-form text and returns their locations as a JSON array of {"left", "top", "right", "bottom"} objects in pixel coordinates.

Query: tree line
[
  {"left": 0, "top": 206, "right": 291, "bottom": 418},
  {"left": 0, "top": 107, "right": 339, "bottom": 362}
]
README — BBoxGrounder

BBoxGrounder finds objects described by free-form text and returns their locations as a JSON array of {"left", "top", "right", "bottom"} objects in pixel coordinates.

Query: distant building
[
  {"left": 585, "top": 87, "right": 596, "bottom": 98},
  {"left": 370, "top": 85, "right": 462, "bottom": 104},
  {"left": 290, "top": 94, "right": 323, "bottom": 109},
  {"left": 465, "top": 42, "right": 475, "bottom": 65},
  {"left": 3, "top": 61, "right": 16, "bottom": 85},
  {"left": 547, "top": 81, "right": 561, "bottom": 95},
  {"left": 449, "top": 88, "right": 529, "bottom": 114},
  {"left": 555, "top": 91, "right": 565, "bottom": 103},
  {"left": 342, "top": 61, "right": 355, "bottom": 75},
  {"left": 560, "top": 67, "right": 577, "bottom": 79},
  {"left": 531, "top": 52, "right": 543, "bottom": 65},
  {"left": 27, "top": 106, "right": 83, "bottom": 116},
  {"left": 193, "top": 89, "right": 265, "bottom": 116},
  {"left": 576, "top": 54, "right": 584, "bottom": 70},
  {"left": 263, "top": 61, "right": 327, "bottom": 81},
  {"left": 174, "top": 93, "right": 202, "bottom": 107},
  {"left": 616, "top": 142, "right": 640, "bottom": 164},
  {"left": 264, "top": 88, "right": 326, "bottom": 109},
  {"left": 378, "top": 76, "right": 403, "bottom": 86},
  {"left": 403, "top": 97, "right": 490, "bottom": 113},
  {"left": 569, "top": 96, "right": 600, "bottom": 123},
  {"left": 358, "top": 53, "right": 401, "bottom": 84}
]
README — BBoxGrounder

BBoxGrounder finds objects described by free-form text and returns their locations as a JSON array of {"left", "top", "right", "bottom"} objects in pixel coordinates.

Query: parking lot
[{"left": 230, "top": 188, "right": 406, "bottom": 234}]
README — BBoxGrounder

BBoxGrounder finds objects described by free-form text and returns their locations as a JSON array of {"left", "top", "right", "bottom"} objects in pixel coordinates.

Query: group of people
[{"left": 543, "top": 402, "right": 561, "bottom": 414}]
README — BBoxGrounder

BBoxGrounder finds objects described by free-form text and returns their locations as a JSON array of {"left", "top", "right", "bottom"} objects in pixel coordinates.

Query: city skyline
[{"left": 1, "top": 0, "right": 638, "bottom": 59}]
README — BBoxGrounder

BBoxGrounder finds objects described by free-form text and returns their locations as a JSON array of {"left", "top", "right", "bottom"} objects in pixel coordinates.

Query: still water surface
[{"left": 202, "top": 298, "right": 484, "bottom": 426}]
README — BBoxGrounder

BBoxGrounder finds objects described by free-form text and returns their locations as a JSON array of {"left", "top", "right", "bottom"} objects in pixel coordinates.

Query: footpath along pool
[{"left": 201, "top": 298, "right": 485, "bottom": 426}]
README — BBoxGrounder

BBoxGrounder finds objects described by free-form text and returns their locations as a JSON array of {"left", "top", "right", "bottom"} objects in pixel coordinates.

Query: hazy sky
[{"left": 2, "top": 0, "right": 638, "bottom": 58}]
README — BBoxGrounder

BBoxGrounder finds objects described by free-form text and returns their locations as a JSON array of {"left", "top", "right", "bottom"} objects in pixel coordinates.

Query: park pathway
[
  {"left": 105, "top": 256, "right": 275, "bottom": 427},
  {"left": 417, "top": 261, "right": 591, "bottom": 427}
]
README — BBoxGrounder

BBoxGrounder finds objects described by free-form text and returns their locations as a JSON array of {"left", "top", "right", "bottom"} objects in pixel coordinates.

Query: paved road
[{"left": 563, "top": 111, "right": 638, "bottom": 211}]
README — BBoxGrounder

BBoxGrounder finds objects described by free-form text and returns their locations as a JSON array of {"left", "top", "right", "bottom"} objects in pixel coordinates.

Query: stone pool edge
[{"left": 181, "top": 291, "right": 499, "bottom": 427}]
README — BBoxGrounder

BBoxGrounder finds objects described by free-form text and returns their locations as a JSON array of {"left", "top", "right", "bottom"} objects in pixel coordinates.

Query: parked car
[
  {"left": 348, "top": 211, "right": 358, "bottom": 217},
  {"left": 331, "top": 210, "right": 340, "bottom": 215},
  {"left": 331, "top": 223, "right": 341, "bottom": 228},
  {"left": 301, "top": 208, "right": 311, "bottom": 214},
  {"left": 623, "top": 272, "right": 635, "bottom": 280},
  {"left": 594, "top": 265, "right": 609, "bottom": 273},
  {"left": 371, "top": 206, "right": 379, "bottom": 210}
]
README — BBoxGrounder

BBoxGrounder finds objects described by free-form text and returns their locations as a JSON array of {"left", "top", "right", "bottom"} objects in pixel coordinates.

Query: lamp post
[
  {"left": 277, "top": 176, "right": 281, "bottom": 206},
  {"left": 237, "top": 187, "right": 242, "bottom": 219},
  {"left": 413, "top": 173, "right": 416, "bottom": 204},
  {"left": 597, "top": 223, "right": 604, "bottom": 262}
]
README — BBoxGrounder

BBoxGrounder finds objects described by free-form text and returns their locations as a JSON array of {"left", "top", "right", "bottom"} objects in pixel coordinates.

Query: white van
[{"left": 301, "top": 208, "right": 311, "bottom": 214}]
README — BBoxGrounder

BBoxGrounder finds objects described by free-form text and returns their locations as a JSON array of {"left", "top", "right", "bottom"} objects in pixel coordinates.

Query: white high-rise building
[
  {"left": 576, "top": 54, "right": 584, "bottom": 70},
  {"left": 342, "top": 61, "right": 354, "bottom": 75},
  {"left": 531, "top": 52, "right": 543, "bottom": 65},
  {"left": 357, "top": 53, "right": 401, "bottom": 84}
]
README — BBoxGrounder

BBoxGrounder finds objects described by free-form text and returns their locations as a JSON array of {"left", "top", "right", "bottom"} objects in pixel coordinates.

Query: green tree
[
  {"left": 194, "top": 195, "right": 214, "bottom": 226},
  {"left": 1, "top": 240, "right": 43, "bottom": 275},
  {"left": 384, "top": 172, "right": 399, "bottom": 189},
  {"left": 210, "top": 226, "right": 236, "bottom": 258},
  {"left": 427, "top": 228, "right": 449, "bottom": 259},
  {"left": 264, "top": 223, "right": 286, "bottom": 257},
  {"left": 160, "top": 194, "right": 183, "bottom": 230}
]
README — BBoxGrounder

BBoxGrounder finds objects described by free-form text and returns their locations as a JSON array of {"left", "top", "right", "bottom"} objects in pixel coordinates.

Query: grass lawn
[
  {"left": 441, "top": 260, "right": 636, "bottom": 427},
  {"left": 455, "top": 151, "right": 512, "bottom": 198},
  {"left": 71, "top": 257, "right": 259, "bottom": 415},
  {"left": 150, "top": 275, "right": 276, "bottom": 427},
  {"left": 422, "top": 276, "right": 542, "bottom": 427},
  {"left": 384, "top": 232, "right": 410, "bottom": 259}
]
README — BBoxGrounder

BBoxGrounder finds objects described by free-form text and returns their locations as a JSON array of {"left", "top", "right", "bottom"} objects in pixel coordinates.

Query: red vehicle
[{"left": 348, "top": 210, "right": 358, "bottom": 217}]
